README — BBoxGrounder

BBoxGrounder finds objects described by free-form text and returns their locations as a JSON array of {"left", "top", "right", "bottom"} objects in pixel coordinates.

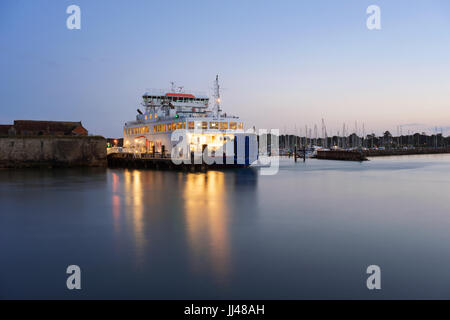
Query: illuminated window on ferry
[
  {"left": 154, "top": 114, "right": 157, "bottom": 119},
  {"left": 182, "top": 122, "right": 186, "bottom": 129},
  {"left": 188, "top": 122, "right": 195, "bottom": 129},
  {"left": 149, "top": 114, "right": 152, "bottom": 119},
  {"left": 220, "top": 122, "right": 228, "bottom": 129},
  {"left": 238, "top": 123, "right": 243, "bottom": 129},
  {"left": 153, "top": 126, "right": 156, "bottom": 133},
  {"left": 210, "top": 122, "right": 219, "bottom": 129},
  {"left": 230, "top": 122, "right": 237, "bottom": 130},
  {"left": 202, "top": 122, "right": 208, "bottom": 129},
  {"left": 176, "top": 122, "right": 182, "bottom": 130},
  {"left": 145, "top": 115, "right": 148, "bottom": 120}
]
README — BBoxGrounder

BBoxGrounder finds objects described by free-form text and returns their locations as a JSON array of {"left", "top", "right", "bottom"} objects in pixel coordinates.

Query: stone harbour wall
[{"left": 0, "top": 136, "right": 107, "bottom": 168}]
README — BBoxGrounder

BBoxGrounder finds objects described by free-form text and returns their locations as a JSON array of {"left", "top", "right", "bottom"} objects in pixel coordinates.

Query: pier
[
  {"left": 363, "top": 147, "right": 450, "bottom": 157},
  {"left": 315, "top": 147, "right": 450, "bottom": 162},
  {"left": 107, "top": 152, "right": 250, "bottom": 171},
  {"left": 316, "top": 150, "right": 368, "bottom": 162}
]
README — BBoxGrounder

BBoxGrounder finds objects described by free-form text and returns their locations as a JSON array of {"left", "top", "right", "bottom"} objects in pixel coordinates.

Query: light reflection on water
[
  {"left": 184, "top": 172, "right": 230, "bottom": 283},
  {"left": 107, "top": 169, "right": 256, "bottom": 289},
  {"left": 1, "top": 155, "right": 450, "bottom": 299}
]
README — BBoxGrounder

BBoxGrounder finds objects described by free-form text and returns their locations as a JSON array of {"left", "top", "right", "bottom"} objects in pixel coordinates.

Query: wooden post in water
[
  {"left": 202, "top": 144, "right": 207, "bottom": 165},
  {"left": 294, "top": 146, "right": 297, "bottom": 163},
  {"left": 303, "top": 146, "right": 306, "bottom": 162}
]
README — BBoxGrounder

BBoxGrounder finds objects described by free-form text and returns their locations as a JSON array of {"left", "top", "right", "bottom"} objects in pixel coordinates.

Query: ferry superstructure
[{"left": 123, "top": 76, "right": 255, "bottom": 163}]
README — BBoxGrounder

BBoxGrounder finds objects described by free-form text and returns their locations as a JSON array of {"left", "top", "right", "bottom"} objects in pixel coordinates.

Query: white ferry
[{"left": 122, "top": 76, "right": 257, "bottom": 165}]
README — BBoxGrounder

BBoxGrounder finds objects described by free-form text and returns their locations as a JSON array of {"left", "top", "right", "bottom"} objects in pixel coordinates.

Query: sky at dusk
[{"left": 1, "top": 0, "right": 450, "bottom": 137}]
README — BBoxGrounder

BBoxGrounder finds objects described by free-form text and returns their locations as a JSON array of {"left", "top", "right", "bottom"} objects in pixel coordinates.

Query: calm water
[{"left": 1, "top": 155, "right": 450, "bottom": 299}]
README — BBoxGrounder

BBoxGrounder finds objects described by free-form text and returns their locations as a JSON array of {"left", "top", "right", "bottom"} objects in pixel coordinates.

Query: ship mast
[{"left": 213, "top": 75, "right": 221, "bottom": 117}]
